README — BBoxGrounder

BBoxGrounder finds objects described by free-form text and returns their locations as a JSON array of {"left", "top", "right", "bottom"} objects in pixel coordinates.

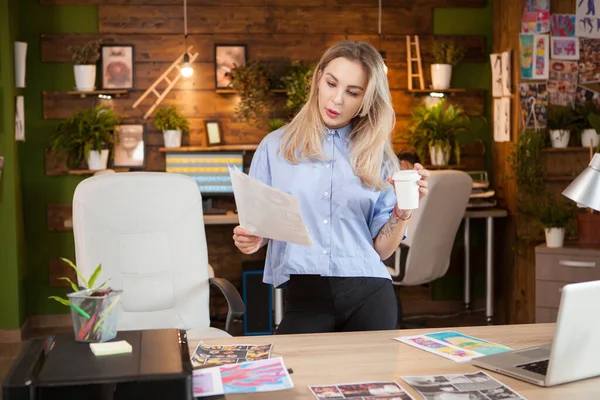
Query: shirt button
[
  {"left": 323, "top": 219, "right": 328, "bottom": 224},
  {"left": 322, "top": 250, "right": 327, "bottom": 254},
  {"left": 324, "top": 191, "right": 329, "bottom": 196},
  {"left": 327, "top": 137, "right": 332, "bottom": 142},
  {"left": 325, "top": 163, "right": 331, "bottom": 168}
]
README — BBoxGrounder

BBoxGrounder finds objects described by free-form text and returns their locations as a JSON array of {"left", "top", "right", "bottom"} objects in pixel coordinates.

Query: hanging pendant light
[{"left": 181, "top": 0, "right": 193, "bottom": 78}]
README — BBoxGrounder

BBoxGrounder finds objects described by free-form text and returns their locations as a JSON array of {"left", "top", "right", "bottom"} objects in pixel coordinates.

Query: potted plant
[
  {"left": 229, "top": 60, "right": 273, "bottom": 128},
  {"left": 51, "top": 106, "right": 120, "bottom": 171},
  {"left": 430, "top": 39, "right": 465, "bottom": 90},
  {"left": 68, "top": 39, "right": 101, "bottom": 92},
  {"left": 153, "top": 105, "right": 190, "bottom": 148},
  {"left": 49, "top": 258, "right": 122, "bottom": 343},
  {"left": 280, "top": 60, "right": 315, "bottom": 118},
  {"left": 547, "top": 104, "right": 577, "bottom": 148},
  {"left": 574, "top": 101, "right": 600, "bottom": 148},
  {"left": 268, "top": 118, "right": 286, "bottom": 132},
  {"left": 536, "top": 196, "right": 573, "bottom": 248},
  {"left": 406, "top": 99, "right": 470, "bottom": 166}
]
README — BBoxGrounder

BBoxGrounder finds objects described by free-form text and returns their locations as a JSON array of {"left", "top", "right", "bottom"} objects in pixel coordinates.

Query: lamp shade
[{"left": 562, "top": 153, "right": 600, "bottom": 211}]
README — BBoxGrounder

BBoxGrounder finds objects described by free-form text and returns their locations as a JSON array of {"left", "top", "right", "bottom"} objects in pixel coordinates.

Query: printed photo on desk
[
  {"left": 191, "top": 341, "right": 273, "bottom": 367},
  {"left": 220, "top": 357, "right": 294, "bottom": 394},
  {"left": 401, "top": 371, "right": 524, "bottom": 400},
  {"left": 310, "top": 381, "right": 413, "bottom": 399},
  {"left": 394, "top": 331, "right": 511, "bottom": 363}
]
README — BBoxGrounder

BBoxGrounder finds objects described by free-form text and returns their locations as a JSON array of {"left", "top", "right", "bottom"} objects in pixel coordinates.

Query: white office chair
[
  {"left": 387, "top": 170, "right": 473, "bottom": 286},
  {"left": 72, "top": 172, "right": 244, "bottom": 339}
]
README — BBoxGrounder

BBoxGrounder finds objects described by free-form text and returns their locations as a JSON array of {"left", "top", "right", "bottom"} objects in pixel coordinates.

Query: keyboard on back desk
[
  {"left": 203, "top": 208, "right": 227, "bottom": 215},
  {"left": 517, "top": 359, "right": 549, "bottom": 375}
]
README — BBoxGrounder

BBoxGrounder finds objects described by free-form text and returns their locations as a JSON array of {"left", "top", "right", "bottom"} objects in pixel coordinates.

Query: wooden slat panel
[
  {"left": 43, "top": 88, "right": 485, "bottom": 120},
  {"left": 49, "top": 258, "right": 77, "bottom": 288},
  {"left": 47, "top": 203, "right": 73, "bottom": 232},
  {"left": 42, "top": 34, "right": 486, "bottom": 65},
  {"left": 552, "top": 0, "right": 576, "bottom": 13},
  {"left": 97, "top": 5, "right": 433, "bottom": 35},
  {"left": 41, "top": 0, "right": 486, "bottom": 6}
]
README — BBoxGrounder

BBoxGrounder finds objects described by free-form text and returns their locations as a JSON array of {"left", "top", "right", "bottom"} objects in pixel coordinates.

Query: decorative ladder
[
  {"left": 406, "top": 35, "right": 425, "bottom": 91},
  {"left": 132, "top": 46, "right": 200, "bottom": 119}
]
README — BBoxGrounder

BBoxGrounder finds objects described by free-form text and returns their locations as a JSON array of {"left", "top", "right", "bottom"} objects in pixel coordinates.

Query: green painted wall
[
  {"left": 432, "top": 0, "right": 493, "bottom": 301},
  {"left": 0, "top": 0, "right": 27, "bottom": 329},
  {"left": 17, "top": 0, "right": 97, "bottom": 316}
]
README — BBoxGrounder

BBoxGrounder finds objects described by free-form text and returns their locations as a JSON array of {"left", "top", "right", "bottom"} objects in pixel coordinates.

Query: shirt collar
[{"left": 326, "top": 123, "right": 352, "bottom": 140}]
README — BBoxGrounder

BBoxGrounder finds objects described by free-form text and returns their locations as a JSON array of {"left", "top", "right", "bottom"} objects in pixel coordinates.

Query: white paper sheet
[{"left": 229, "top": 167, "right": 313, "bottom": 247}]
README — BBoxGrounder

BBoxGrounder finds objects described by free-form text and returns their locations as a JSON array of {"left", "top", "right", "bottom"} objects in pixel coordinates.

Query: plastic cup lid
[{"left": 392, "top": 170, "right": 420, "bottom": 181}]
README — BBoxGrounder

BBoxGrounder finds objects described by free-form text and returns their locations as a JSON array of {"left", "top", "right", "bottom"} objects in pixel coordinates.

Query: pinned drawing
[
  {"left": 491, "top": 53, "right": 503, "bottom": 97},
  {"left": 576, "top": 0, "right": 600, "bottom": 38},
  {"left": 502, "top": 51, "right": 511, "bottom": 96},
  {"left": 519, "top": 83, "right": 548, "bottom": 131},
  {"left": 547, "top": 60, "right": 579, "bottom": 107},
  {"left": 519, "top": 34, "right": 549, "bottom": 80},
  {"left": 579, "top": 38, "right": 600, "bottom": 84},
  {"left": 522, "top": 0, "right": 550, "bottom": 34},
  {"left": 551, "top": 37, "right": 580, "bottom": 60},
  {"left": 551, "top": 14, "right": 576, "bottom": 36},
  {"left": 493, "top": 98, "right": 511, "bottom": 143}
]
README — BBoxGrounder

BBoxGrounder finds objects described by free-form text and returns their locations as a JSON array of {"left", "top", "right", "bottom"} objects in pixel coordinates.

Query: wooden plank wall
[
  {"left": 41, "top": 0, "right": 488, "bottom": 316},
  {"left": 493, "top": 0, "right": 577, "bottom": 324}
]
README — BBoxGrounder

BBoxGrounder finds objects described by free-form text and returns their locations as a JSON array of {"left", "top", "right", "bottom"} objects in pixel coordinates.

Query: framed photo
[
  {"left": 214, "top": 44, "right": 247, "bottom": 89},
  {"left": 112, "top": 123, "right": 146, "bottom": 168},
  {"left": 205, "top": 120, "right": 222, "bottom": 146},
  {"left": 101, "top": 44, "right": 134, "bottom": 90}
]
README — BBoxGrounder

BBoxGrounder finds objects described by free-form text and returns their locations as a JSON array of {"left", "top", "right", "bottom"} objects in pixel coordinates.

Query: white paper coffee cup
[{"left": 392, "top": 170, "right": 420, "bottom": 210}]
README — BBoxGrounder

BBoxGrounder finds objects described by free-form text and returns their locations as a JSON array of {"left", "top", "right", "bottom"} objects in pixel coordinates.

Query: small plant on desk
[{"left": 49, "top": 258, "right": 122, "bottom": 343}]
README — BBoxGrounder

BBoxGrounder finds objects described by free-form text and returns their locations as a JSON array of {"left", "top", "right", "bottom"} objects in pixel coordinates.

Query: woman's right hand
[{"left": 232, "top": 226, "right": 263, "bottom": 255}]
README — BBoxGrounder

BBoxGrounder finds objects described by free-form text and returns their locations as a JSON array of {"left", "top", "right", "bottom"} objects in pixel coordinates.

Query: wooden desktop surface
[{"left": 193, "top": 323, "right": 600, "bottom": 399}]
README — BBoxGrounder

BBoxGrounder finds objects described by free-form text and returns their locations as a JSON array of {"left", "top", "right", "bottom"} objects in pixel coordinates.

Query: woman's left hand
[{"left": 413, "top": 163, "right": 430, "bottom": 200}]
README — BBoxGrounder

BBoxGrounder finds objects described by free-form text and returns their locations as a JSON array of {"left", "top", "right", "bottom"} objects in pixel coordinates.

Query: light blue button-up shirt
[{"left": 249, "top": 124, "right": 400, "bottom": 288}]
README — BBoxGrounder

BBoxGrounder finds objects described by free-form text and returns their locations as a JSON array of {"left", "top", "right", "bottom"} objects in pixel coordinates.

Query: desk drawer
[
  {"left": 535, "top": 280, "right": 567, "bottom": 308},
  {"left": 536, "top": 254, "right": 600, "bottom": 282}
]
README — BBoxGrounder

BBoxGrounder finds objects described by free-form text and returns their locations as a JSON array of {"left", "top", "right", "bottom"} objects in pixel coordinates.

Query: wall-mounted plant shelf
[
  {"left": 159, "top": 144, "right": 258, "bottom": 152},
  {"left": 66, "top": 90, "right": 129, "bottom": 99}
]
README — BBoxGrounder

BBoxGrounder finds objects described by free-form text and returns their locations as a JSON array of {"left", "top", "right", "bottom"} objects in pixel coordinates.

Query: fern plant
[
  {"left": 404, "top": 99, "right": 470, "bottom": 165},
  {"left": 281, "top": 61, "right": 315, "bottom": 118},
  {"left": 153, "top": 105, "right": 190, "bottom": 133},
  {"left": 431, "top": 39, "right": 466, "bottom": 66},
  {"left": 229, "top": 60, "right": 273, "bottom": 128},
  {"left": 49, "top": 258, "right": 107, "bottom": 306}
]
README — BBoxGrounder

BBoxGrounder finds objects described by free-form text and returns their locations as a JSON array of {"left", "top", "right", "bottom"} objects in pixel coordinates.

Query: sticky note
[{"left": 90, "top": 340, "right": 132, "bottom": 356}]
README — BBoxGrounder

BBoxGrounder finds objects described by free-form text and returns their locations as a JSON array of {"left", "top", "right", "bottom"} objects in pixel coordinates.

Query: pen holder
[{"left": 67, "top": 288, "right": 122, "bottom": 343}]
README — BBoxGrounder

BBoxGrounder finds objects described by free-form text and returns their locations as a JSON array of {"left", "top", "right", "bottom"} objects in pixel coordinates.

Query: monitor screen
[{"left": 165, "top": 151, "right": 244, "bottom": 195}]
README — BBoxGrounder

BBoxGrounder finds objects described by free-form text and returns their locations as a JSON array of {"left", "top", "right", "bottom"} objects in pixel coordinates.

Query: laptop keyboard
[{"left": 517, "top": 359, "right": 549, "bottom": 375}]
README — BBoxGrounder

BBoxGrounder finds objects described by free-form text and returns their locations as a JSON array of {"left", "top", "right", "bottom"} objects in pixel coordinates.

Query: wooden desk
[{"left": 193, "top": 324, "right": 600, "bottom": 399}]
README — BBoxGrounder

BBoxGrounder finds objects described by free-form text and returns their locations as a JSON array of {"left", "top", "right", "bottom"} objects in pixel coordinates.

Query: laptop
[{"left": 472, "top": 280, "right": 600, "bottom": 387}]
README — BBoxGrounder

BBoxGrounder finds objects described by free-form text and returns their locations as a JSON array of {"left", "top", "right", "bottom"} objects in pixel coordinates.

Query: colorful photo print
[
  {"left": 521, "top": 0, "right": 550, "bottom": 33},
  {"left": 579, "top": 38, "right": 600, "bottom": 84},
  {"left": 191, "top": 341, "right": 273, "bottom": 367},
  {"left": 310, "top": 381, "right": 414, "bottom": 399}
]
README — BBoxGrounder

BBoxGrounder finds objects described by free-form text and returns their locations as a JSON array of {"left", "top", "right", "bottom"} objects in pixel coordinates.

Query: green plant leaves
[
  {"left": 60, "top": 257, "right": 87, "bottom": 288},
  {"left": 48, "top": 296, "right": 71, "bottom": 307},
  {"left": 153, "top": 105, "right": 190, "bottom": 133},
  {"left": 87, "top": 264, "right": 102, "bottom": 289},
  {"left": 58, "top": 277, "right": 80, "bottom": 293},
  {"left": 229, "top": 60, "right": 273, "bottom": 128}
]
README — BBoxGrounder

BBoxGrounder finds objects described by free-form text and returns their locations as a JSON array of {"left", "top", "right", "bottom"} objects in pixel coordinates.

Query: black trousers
[{"left": 275, "top": 275, "right": 399, "bottom": 335}]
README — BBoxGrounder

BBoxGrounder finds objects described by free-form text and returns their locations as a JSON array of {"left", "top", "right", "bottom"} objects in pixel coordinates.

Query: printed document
[{"left": 229, "top": 167, "right": 313, "bottom": 247}]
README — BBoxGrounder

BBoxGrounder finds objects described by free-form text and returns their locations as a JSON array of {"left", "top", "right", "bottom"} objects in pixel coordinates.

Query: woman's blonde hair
[{"left": 279, "top": 40, "right": 399, "bottom": 191}]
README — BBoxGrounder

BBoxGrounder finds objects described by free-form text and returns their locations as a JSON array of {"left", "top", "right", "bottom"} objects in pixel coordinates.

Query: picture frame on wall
[
  {"left": 100, "top": 44, "right": 135, "bottom": 90},
  {"left": 214, "top": 44, "right": 247, "bottom": 89},
  {"left": 204, "top": 120, "right": 222, "bottom": 146},
  {"left": 112, "top": 123, "right": 146, "bottom": 168}
]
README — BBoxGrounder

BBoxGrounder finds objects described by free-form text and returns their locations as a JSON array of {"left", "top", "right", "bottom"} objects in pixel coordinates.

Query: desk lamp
[{"left": 562, "top": 153, "right": 600, "bottom": 211}]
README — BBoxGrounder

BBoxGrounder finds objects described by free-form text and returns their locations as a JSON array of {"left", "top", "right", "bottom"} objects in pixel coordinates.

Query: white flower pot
[
  {"left": 87, "top": 149, "right": 109, "bottom": 171},
  {"left": 549, "top": 129, "right": 570, "bottom": 148},
  {"left": 581, "top": 129, "right": 600, "bottom": 148},
  {"left": 163, "top": 130, "right": 182, "bottom": 148},
  {"left": 431, "top": 64, "right": 452, "bottom": 90},
  {"left": 429, "top": 145, "right": 451, "bottom": 166},
  {"left": 545, "top": 227, "right": 565, "bottom": 248},
  {"left": 74, "top": 65, "right": 96, "bottom": 92}
]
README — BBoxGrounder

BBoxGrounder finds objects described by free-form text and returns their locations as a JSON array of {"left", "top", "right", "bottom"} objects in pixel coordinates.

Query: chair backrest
[
  {"left": 72, "top": 172, "right": 210, "bottom": 332},
  {"left": 394, "top": 170, "right": 472, "bottom": 286}
]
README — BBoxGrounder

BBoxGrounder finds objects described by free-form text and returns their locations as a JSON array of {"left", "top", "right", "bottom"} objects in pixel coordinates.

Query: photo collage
[
  {"left": 191, "top": 341, "right": 272, "bottom": 367},
  {"left": 310, "top": 381, "right": 414, "bottom": 399}
]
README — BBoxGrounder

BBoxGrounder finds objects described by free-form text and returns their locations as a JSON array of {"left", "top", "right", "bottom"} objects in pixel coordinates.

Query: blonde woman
[{"left": 233, "top": 40, "right": 429, "bottom": 334}]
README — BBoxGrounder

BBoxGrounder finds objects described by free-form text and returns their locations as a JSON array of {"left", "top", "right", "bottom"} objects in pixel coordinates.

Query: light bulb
[{"left": 181, "top": 53, "right": 193, "bottom": 78}]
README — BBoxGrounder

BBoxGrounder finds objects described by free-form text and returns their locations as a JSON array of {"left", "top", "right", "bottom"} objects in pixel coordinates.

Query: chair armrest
[{"left": 209, "top": 277, "right": 245, "bottom": 334}]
